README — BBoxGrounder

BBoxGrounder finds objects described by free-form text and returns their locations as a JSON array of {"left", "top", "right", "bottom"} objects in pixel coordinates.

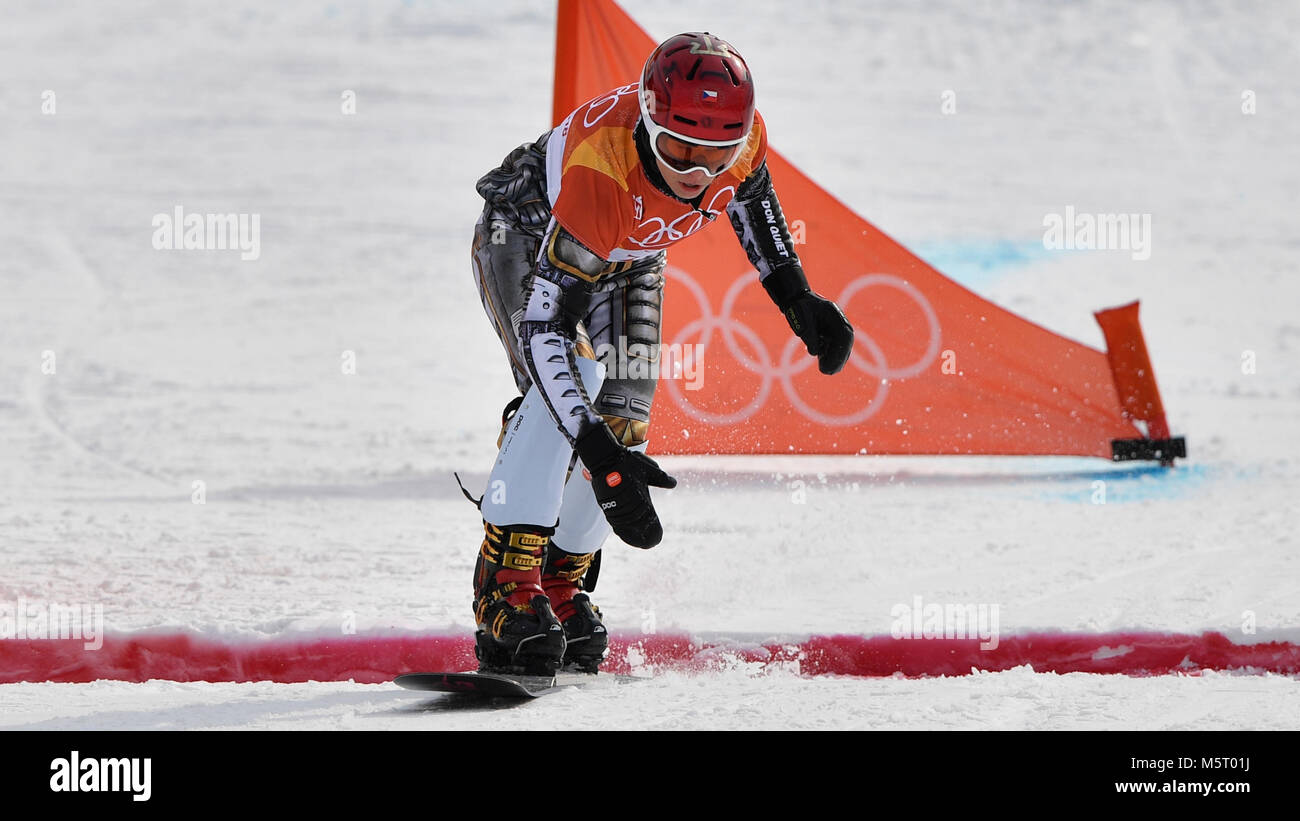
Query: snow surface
[
  {"left": 1, "top": 0, "right": 1298, "bottom": 729},
  {"left": 1, "top": 668, "right": 1296, "bottom": 731}
]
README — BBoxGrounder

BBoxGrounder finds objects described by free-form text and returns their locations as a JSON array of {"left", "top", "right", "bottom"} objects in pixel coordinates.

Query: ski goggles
[
  {"left": 649, "top": 130, "right": 746, "bottom": 177},
  {"left": 639, "top": 88, "right": 747, "bottom": 177}
]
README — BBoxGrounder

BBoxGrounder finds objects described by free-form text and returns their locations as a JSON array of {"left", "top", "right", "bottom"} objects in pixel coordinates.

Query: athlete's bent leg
[
  {"left": 472, "top": 357, "right": 606, "bottom": 674},
  {"left": 542, "top": 266, "right": 665, "bottom": 671}
]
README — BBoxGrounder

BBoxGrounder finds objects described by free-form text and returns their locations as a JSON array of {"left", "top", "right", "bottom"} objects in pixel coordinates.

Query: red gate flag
[
  {"left": 1095, "top": 301, "right": 1171, "bottom": 441},
  {"left": 552, "top": 0, "right": 1172, "bottom": 458}
]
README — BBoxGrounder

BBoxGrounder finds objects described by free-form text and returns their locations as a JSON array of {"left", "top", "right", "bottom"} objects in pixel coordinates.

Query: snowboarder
[{"left": 467, "top": 32, "right": 854, "bottom": 675}]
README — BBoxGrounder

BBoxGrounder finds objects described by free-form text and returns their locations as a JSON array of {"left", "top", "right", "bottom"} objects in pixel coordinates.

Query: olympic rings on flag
[{"left": 663, "top": 266, "right": 942, "bottom": 426}]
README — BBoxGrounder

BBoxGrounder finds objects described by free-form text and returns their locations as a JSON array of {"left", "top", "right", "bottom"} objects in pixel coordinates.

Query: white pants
[{"left": 480, "top": 356, "right": 635, "bottom": 556}]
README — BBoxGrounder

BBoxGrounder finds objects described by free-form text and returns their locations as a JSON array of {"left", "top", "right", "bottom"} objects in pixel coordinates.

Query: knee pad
[{"left": 602, "top": 414, "right": 650, "bottom": 447}]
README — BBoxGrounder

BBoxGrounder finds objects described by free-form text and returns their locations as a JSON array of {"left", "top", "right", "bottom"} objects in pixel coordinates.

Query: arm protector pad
[
  {"left": 726, "top": 160, "right": 805, "bottom": 283},
  {"left": 516, "top": 220, "right": 609, "bottom": 444}
]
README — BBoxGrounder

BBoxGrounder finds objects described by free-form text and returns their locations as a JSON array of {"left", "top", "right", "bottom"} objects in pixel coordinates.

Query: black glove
[
  {"left": 575, "top": 424, "right": 677, "bottom": 549},
  {"left": 762, "top": 266, "right": 854, "bottom": 375}
]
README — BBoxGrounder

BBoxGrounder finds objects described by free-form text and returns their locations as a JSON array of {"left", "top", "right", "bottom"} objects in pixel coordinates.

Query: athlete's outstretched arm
[
  {"left": 726, "top": 159, "right": 804, "bottom": 284},
  {"left": 726, "top": 160, "right": 855, "bottom": 375},
  {"left": 517, "top": 220, "right": 675, "bottom": 548},
  {"left": 516, "top": 220, "right": 606, "bottom": 445}
]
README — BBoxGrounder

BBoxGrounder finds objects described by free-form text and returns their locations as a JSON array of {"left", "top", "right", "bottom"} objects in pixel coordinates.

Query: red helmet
[{"left": 638, "top": 32, "right": 755, "bottom": 177}]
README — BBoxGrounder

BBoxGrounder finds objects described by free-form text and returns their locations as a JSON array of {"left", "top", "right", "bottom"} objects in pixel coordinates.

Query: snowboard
[{"left": 394, "top": 670, "right": 638, "bottom": 699}]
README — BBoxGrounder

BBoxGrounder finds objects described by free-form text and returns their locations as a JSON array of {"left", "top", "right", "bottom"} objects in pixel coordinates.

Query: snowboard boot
[
  {"left": 473, "top": 521, "right": 566, "bottom": 675},
  {"left": 541, "top": 545, "right": 608, "bottom": 673}
]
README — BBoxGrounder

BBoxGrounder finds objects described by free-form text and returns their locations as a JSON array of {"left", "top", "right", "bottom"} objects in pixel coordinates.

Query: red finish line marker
[{"left": 0, "top": 631, "right": 1294, "bottom": 684}]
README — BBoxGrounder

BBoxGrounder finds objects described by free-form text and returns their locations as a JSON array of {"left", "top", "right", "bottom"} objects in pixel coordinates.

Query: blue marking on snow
[
  {"left": 911, "top": 239, "right": 1057, "bottom": 292},
  {"left": 1040, "top": 462, "right": 1227, "bottom": 504}
]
